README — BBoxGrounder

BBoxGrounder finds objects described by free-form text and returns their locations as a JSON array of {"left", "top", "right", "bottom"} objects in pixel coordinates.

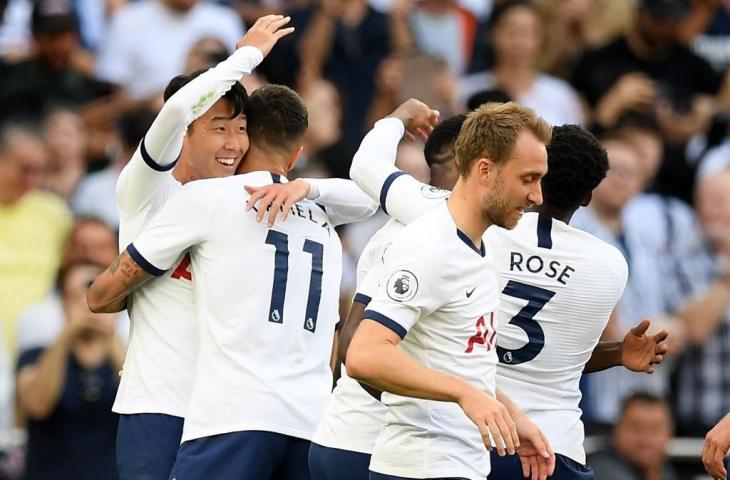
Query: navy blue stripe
[
  {"left": 379, "top": 172, "right": 405, "bottom": 215},
  {"left": 537, "top": 213, "right": 553, "bottom": 249},
  {"left": 302, "top": 239, "right": 324, "bottom": 333},
  {"left": 140, "top": 138, "right": 177, "bottom": 172},
  {"left": 271, "top": 173, "right": 281, "bottom": 184},
  {"left": 456, "top": 229, "right": 485, "bottom": 257},
  {"left": 362, "top": 310, "right": 407, "bottom": 339},
  {"left": 265, "top": 230, "right": 289, "bottom": 323},
  {"left": 353, "top": 293, "right": 371, "bottom": 306},
  {"left": 316, "top": 203, "right": 327, "bottom": 213},
  {"left": 126, "top": 244, "right": 166, "bottom": 277}
]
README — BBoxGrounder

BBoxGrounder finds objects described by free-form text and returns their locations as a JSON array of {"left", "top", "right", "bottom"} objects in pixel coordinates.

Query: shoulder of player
[{"left": 573, "top": 230, "right": 628, "bottom": 280}]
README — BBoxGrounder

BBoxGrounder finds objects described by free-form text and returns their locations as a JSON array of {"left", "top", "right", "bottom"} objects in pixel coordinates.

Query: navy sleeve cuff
[
  {"left": 379, "top": 171, "right": 405, "bottom": 215},
  {"left": 140, "top": 137, "right": 178, "bottom": 172},
  {"left": 353, "top": 293, "right": 372, "bottom": 306},
  {"left": 362, "top": 310, "right": 407, "bottom": 339},
  {"left": 127, "top": 244, "right": 167, "bottom": 277}
]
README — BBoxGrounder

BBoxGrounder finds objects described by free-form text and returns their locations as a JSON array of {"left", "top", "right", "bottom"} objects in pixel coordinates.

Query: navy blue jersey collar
[{"left": 456, "top": 229, "right": 486, "bottom": 257}]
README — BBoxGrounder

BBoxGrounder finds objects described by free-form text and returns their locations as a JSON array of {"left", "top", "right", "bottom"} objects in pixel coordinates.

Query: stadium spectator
[
  {"left": 41, "top": 108, "right": 87, "bottom": 201},
  {"left": 589, "top": 392, "right": 679, "bottom": 480},
  {"left": 0, "top": 125, "right": 71, "bottom": 355},
  {"left": 16, "top": 261, "right": 123, "bottom": 480},
  {"left": 71, "top": 108, "right": 157, "bottom": 230},
  {"left": 672, "top": 168, "right": 730, "bottom": 436},
  {"left": 0, "top": 0, "right": 111, "bottom": 123},
  {"left": 95, "top": 0, "right": 243, "bottom": 102},
  {"left": 16, "top": 217, "right": 128, "bottom": 354},
  {"left": 298, "top": 0, "right": 392, "bottom": 154},
  {"left": 459, "top": 0, "right": 584, "bottom": 125},
  {"left": 184, "top": 36, "right": 230, "bottom": 74}
]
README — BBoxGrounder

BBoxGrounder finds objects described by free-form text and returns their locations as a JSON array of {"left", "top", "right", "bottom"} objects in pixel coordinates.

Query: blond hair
[{"left": 454, "top": 102, "right": 552, "bottom": 177}]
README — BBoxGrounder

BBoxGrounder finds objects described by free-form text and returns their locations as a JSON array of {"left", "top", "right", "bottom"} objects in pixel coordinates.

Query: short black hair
[
  {"left": 620, "top": 392, "right": 668, "bottom": 418},
  {"left": 424, "top": 114, "right": 466, "bottom": 168},
  {"left": 542, "top": 124, "right": 609, "bottom": 211},
  {"left": 246, "top": 84, "right": 308, "bottom": 151},
  {"left": 163, "top": 68, "right": 248, "bottom": 119},
  {"left": 487, "top": 0, "right": 539, "bottom": 32},
  {"left": 118, "top": 108, "right": 157, "bottom": 150}
]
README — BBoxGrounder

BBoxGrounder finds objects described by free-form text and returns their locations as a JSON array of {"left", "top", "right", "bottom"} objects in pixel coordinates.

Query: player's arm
[
  {"left": 703, "top": 412, "right": 730, "bottom": 479},
  {"left": 349, "top": 99, "right": 442, "bottom": 225},
  {"left": 89, "top": 182, "right": 219, "bottom": 312},
  {"left": 496, "top": 389, "right": 555, "bottom": 480},
  {"left": 116, "top": 16, "right": 293, "bottom": 215},
  {"left": 584, "top": 318, "right": 669, "bottom": 373},
  {"left": 244, "top": 178, "right": 378, "bottom": 227}
]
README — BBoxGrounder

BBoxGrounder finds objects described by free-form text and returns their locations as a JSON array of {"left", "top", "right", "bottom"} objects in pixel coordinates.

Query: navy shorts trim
[
  {"left": 117, "top": 413, "right": 184, "bottom": 480},
  {"left": 309, "top": 443, "right": 370, "bottom": 480},
  {"left": 488, "top": 451, "right": 593, "bottom": 480},
  {"left": 169, "top": 430, "right": 310, "bottom": 480},
  {"left": 127, "top": 244, "right": 166, "bottom": 277},
  {"left": 362, "top": 310, "right": 407, "bottom": 339}
]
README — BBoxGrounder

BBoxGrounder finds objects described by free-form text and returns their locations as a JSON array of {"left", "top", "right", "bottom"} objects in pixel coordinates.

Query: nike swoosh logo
[{"left": 466, "top": 287, "right": 476, "bottom": 298}]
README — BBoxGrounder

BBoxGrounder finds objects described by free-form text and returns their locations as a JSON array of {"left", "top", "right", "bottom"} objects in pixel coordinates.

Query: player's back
[
  {"left": 178, "top": 172, "right": 343, "bottom": 443},
  {"left": 485, "top": 212, "right": 628, "bottom": 463}
]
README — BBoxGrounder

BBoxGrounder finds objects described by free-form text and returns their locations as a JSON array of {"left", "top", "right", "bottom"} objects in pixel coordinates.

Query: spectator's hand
[
  {"left": 656, "top": 94, "right": 714, "bottom": 144},
  {"left": 595, "top": 73, "right": 656, "bottom": 126},
  {"left": 621, "top": 318, "right": 669, "bottom": 373},
  {"left": 236, "top": 15, "right": 295, "bottom": 57},
  {"left": 458, "top": 386, "right": 519, "bottom": 456},
  {"left": 703, "top": 413, "right": 730, "bottom": 479},
  {"left": 514, "top": 413, "right": 555, "bottom": 480},
  {"left": 387, "top": 98, "right": 439, "bottom": 142},
  {"left": 244, "top": 179, "right": 311, "bottom": 226}
]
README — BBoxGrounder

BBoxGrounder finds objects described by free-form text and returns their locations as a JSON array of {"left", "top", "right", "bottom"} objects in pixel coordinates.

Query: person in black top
[{"left": 16, "top": 261, "right": 124, "bottom": 480}]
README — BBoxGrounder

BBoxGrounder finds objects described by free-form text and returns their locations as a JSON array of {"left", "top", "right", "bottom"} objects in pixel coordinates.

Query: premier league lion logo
[{"left": 387, "top": 270, "right": 418, "bottom": 302}]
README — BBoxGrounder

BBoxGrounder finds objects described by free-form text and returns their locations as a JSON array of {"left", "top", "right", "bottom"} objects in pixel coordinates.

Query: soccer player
[
  {"left": 346, "top": 102, "right": 554, "bottom": 480},
  {"left": 88, "top": 84, "right": 374, "bottom": 479},
  {"left": 109, "top": 15, "right": 293, "bottom": 480}
]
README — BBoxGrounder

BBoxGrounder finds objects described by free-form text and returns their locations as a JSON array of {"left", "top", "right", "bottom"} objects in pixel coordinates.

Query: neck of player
[
  {"left": 447, "top": 179, "right": 489, "bottom": 248},
  {"left": 236, "top": 144, "right": 290, "bottom": 177},
  {"left": 529, "top": 204, "right": 576, "bottom": 225}
]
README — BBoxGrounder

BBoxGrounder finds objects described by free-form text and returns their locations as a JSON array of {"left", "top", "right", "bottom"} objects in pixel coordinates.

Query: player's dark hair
[
  {"left": 424, "top": 114, "right": 466, "bottom": 168},
  {"left": 619, "top": 392, "right": 668, "bottom": 418},
  {"left": 246, "top": 84, "right": 308, "bottom": 151},
  {"left": 466, "top": 89, "right": 512, "bottom": 111},
  {"left": 163, "top": 68, "right": 248, "bottom": 119},
  {"left": 487, "top": 0, "right": 539, "bottom": 32},
  {"left": 118, "top": 108, "right": 157, "bottom": 150},
  {"left": 542, "top": 124, "right": 608, "bottom": 211}
]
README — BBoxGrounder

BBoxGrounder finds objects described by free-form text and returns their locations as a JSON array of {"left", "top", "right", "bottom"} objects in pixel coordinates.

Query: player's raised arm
[
  {"left": 349, "top": 99, "right": 442, "bottom": 224},
  {"left": 244, "top": 178, "right": 378, "bottom": 227},
  {"left": 116, "top": 15, "right": 294, "bottom": 215},
  {"left": 584, "top": 318, "right": 669, "bottom": 373}
]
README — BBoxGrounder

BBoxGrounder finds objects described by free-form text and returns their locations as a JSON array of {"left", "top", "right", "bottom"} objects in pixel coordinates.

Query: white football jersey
[
  {"left": 314, "top": 117, "right": 450, "bottom": 454},
  {"left": 113, "top": 46, "right": 264, "bottom": 417},
  {"left": 365, "top": 203, "right": 500, "bottom": 480},
  {"left": 485, "top": 212, "right": 628, "bottom": 463},
  {"left": 130, "top": 172, "right": 343, "bottom": 443}
]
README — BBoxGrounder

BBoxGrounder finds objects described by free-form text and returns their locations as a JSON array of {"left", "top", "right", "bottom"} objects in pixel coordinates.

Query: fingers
[
  {"left": 519, "top": 455, "right": 530, "bottom": 478},
  {"left": 267, "top": 195, "right": 286, "bottom": 227},
  {"left": 274, "top": 27, "right": 296, "bottom": 40},
  {"left": 485, "top": 416, "right": 508, "bottom": 456},
  {"left": 495, "top": 414, "right": 517, "bottom": 455},
  {"left": 403, "top": 131, "right": 416, "bottom": 143},
  {"left": 245, "top": 186, "right": 265, "bottom": 212},
  {"left": 630, "top": 318, "right": 651, "bottom": 337},
  {"left": 477, "top": 422, "right": 493, "bottom": 453},
  {"left": 529, "top": 455, "right": 539, "bottom": 480},
  {"left": 652, "top": 329, "right": 669, "bottom": 344}
]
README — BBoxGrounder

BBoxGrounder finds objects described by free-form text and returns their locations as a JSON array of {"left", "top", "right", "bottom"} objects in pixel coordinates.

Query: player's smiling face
[
  {"left": 482, "top": 129, "right": 547, "bottom": 229},
  {"left": 185, "top": 98, "right": 249, "bottom": 180}
]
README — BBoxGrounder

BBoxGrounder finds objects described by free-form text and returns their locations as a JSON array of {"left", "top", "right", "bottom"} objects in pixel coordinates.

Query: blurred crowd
[{"left": 2, "top": 0, "right": 730, "bottom": 478}]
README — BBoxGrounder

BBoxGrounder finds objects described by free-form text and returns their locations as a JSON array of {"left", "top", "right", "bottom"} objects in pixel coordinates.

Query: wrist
[{"left": 303, "top": 179, "right": 318, "bottom": 200}]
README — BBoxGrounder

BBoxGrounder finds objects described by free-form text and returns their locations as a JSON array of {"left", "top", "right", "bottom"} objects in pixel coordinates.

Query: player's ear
[
  {"left": 476, "top": 157, "right": 492, "bottom": 183},
  {"left": 287, "top": 145, "right": 304, "bottom": 172}
]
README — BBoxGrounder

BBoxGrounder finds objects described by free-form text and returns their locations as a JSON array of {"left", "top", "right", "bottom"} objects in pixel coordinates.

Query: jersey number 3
[
  {"left": 265, "top": 230, "right": 324, "bottom": 333},
  {"left": 497, "top": 280, "right": 555, "bottom": 365}
]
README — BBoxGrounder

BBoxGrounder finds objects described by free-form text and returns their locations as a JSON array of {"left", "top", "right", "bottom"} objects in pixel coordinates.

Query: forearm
[
  {"left": 679, "top": 279, "right": 730, "bottom": 344},
  {"left": 17, "top": 334, "right": 73, "bottom": 418},
  {"left": 298, "top": 11, "right": 335, "bottom": 79},
  {"left": 306, "top": 178, "right": 378, "bottom": 225},
  {"left": 349, "top": 117, "right": 405, "bottom": 201},
  {"left": 496, "top": 388, "right": 523, "bottom": 420},
  {"left": 88, "top": 250, "right": 152, "bottom": 313},
  {"left": 584, "top": 341, "right": 622, "bottom": 373},
  {"left": 347, "top": 323, "right": 473, "bottom": 402}
]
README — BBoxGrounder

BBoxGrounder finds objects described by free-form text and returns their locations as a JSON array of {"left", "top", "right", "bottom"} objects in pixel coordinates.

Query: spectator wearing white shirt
[
  {"left": 458, "top": 0, "right": 584, "bottom": 126},
  {"left": 96, "top": 0, "right": 244, "bottom": 101}
]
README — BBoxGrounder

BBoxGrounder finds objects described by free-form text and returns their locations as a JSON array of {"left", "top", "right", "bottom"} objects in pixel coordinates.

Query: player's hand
[
  {"left": 621, "top": 318, "right": 669, "bottom": 373},
  {"left": 513, "top": 414, "right": 555, "bottom": 480},
  {"left": 244, "top": 179, "right": 310, "bottom": 226},
  {"left": 458, "top": 386, "right": 519, "bottom": 456},
  {"left": 387, "top": 98, "right": 439, "bottom": 142},
  {"left": 703, "top": 413, "right": 730, "bottom": 479},
  {"left": 236, "top": 15, "right": 295, "bottom": 57}
]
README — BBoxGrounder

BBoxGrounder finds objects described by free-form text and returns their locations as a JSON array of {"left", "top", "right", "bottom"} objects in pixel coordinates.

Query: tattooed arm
[{"left": 87, "top": 250, "right": 153, "bottom": 313}]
